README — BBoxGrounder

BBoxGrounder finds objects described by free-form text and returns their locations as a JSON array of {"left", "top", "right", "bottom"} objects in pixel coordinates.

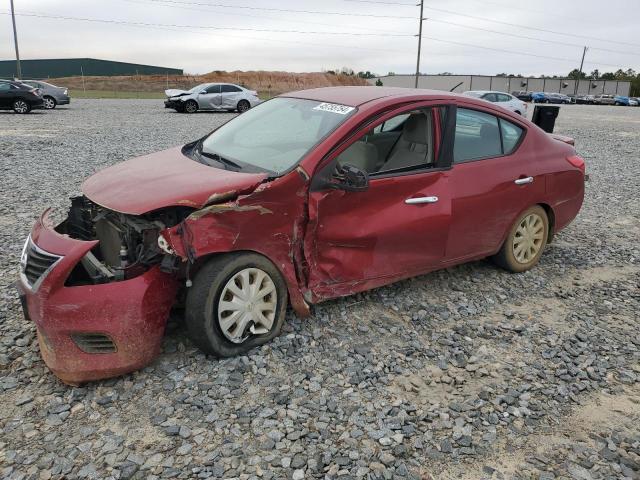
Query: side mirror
[
  {"left": 199, "top": 90, "right": 207, "bottom": 95},
  {"left": 329, "top": 164, "right": 369, "bottom": 192}
]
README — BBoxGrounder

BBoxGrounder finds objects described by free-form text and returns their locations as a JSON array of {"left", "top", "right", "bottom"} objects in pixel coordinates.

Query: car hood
[
  {"left": 82, "top": 146, "right": 268, "bottom": 215},
  {"left": 165, "top": 89, "right": 191, "bottom": 98}
]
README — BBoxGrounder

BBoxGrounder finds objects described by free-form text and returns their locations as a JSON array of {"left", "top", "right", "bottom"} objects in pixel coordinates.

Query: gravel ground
[{"left": 1, "top": 100, "right": 639, "bottom": 480}]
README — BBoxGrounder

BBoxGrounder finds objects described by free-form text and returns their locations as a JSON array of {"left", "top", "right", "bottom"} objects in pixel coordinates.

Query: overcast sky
[{"left": 2, "top": 0, "right": 639, "bottom": 76}]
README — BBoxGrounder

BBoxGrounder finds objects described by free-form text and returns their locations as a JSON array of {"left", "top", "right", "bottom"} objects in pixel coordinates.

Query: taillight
[{"left": 566, "top": 155, "right": 585, "bottom": 174}]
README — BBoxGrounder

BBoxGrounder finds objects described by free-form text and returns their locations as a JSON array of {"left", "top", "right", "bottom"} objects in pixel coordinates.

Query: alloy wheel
[
  {"left": 237, "top": 101, "right": 249, "bottom": 113},
  {"left": 185, "top": 101, "right": 197, "bottom": 113},
  {"left": 14, "top": 100, "right": 29, "bottom": 113},
  {"left": 512, "top": 213, "right": 545, "bottom": 264},
  {"left": 44, "top": 97, "right": 56, "bottom": 109},
  {"left": 217, "top": 268, "right": 277, "bottom": 344}
]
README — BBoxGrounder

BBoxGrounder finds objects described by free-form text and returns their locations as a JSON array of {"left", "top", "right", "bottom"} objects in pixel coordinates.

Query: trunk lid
[{"left": 82, "top": 147, "right": 268, "bottom": 215}]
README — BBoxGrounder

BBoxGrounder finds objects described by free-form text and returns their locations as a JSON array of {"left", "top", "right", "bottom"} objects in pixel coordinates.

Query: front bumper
[
  {"left": 55, "top": 95, "right": 70, "bottom": 105},
  {"left": 17, "top": 210, "right": 178, "bottom": 384},
  {"left": 164, "top": 99, "right": 183, "bottom": 109}
]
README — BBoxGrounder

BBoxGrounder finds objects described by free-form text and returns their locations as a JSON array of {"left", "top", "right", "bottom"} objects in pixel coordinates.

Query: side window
[
  {"left": 482, "top": 93, "right": 498, "bottom": 102},
  {"left": 500, "top": 119, "right": 524, "bottom": 154},
  {"left": 454, "top": 108, "right": 502, "bottom": 162},
  {"left": 0, "top": 82, "right": 11, "bottom": 91},
  {"left": 497, "top": 93, "right": 512, "bottom": 102},
  {"left": 204, "top": 84, "right": 220, "bottom": 94},
  {"left": 221, "top": 85, "right": 242, "bottom": 93},
  {"left": 372, "top": 114, "right": 409, "bottom": 133},
  {"left": 335, "top": 109, "right": 438, "bottom": 175}
]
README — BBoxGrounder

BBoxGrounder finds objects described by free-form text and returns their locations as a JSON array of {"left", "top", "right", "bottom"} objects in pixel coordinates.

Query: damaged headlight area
[{"left": 57, "top": 196, "right": 190, "bottom": 286}]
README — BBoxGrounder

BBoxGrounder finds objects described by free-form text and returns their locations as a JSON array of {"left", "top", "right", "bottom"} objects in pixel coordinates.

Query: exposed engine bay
[{"left": 56, "top": 196, "right": 190, "bottom": 285}]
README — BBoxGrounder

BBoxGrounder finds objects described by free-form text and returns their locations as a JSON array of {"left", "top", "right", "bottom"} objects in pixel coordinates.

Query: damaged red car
[{"left": 17, "top": 87, "right": 585, "bottom": 384}]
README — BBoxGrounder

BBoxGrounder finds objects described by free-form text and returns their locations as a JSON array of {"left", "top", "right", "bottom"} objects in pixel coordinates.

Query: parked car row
[
  {"left": 0, "top": 79, "right": 70, "bottom": 113},
  {"left": 164, "top": 83, "right": 261, "bottom": 113},
  {"left": 511, "top": 90, "right": 638, "bottom": 106}
]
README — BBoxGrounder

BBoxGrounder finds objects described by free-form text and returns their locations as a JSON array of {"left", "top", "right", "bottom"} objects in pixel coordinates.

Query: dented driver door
[{"left": 305, "top": 170, "right": 451, "bottom": 300}]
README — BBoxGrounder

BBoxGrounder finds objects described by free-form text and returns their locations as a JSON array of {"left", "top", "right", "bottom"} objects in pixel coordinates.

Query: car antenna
[{"left": 450, "top": 82, "right": 464, "bottom": 92}]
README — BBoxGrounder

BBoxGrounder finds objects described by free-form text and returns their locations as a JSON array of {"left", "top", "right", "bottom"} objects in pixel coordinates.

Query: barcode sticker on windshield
[{"left": 313, "top": 103, "right": 355, "bottom": 115}]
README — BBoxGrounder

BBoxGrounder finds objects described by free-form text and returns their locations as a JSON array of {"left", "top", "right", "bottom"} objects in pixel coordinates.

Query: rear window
[{"left": 454, "top": 108, "right": 524, "bottom": 162}]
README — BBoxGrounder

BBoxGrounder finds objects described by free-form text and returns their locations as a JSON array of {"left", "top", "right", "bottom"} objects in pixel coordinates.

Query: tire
[
  {"left": 492, "top": 205, "right": 549, "bottom": 273},
  {"left": 43, "top": 96, "right": 57, "bottom": 109},
  {"left": 237, "top": 100, "right": 250, "bottom": 113},
  {"left": 184, "top": 100, "right": 198, "bottom": 113},
  {"left": 12, "top": 99, "right": 31, "bottom": 114},
  {"left": 186, "top": 253, "right": 288, "bottom": 357}
]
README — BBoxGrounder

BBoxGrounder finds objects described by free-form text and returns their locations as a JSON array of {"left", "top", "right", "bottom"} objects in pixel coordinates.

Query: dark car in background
[
  {"left": 0, "top": 79, "right": 44, "bottom": 113},
  {"left": 575, "top": 95, "right": 596, "bottom": 104},
  {"left": 547, "top": 93, "right": 571, "bottom": 104},
  {"left": 21, "top": 80, "right": 70, "bottom": 109},
  {"left": 512, "top": 90, "right": 532, "bottom": 102}
]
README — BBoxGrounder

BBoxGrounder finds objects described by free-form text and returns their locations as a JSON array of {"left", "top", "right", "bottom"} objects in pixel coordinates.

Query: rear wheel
[
  {"left": 184, "top": 100, "right": 198, "bottom": 113},
  {"left": 493, "top": 206, "right": 548, "bottom": 273},
  {"left": 43, "top": 96, "right": 57, "bottom": 109},
  {"left": 186, "top": 253, "right": 288, "bottom": 357},
  {"left": 13, "top": 99, "right": 31, "bottom": 114},
  {"left": 237, "top": 100, "right": 250, "bottom": 113}
]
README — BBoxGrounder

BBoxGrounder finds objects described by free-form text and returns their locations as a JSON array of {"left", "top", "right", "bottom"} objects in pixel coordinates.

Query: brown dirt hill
[{"left": 48, "top": 71, "right": 368, "bottom": 96}]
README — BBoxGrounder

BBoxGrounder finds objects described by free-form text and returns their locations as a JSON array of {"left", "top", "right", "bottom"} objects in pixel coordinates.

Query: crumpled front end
[{"left": 17, "top": 200, "right": 181, "bottom": 384}]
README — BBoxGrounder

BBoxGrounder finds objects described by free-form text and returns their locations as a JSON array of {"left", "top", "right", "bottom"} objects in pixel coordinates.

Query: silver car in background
[
  {"left": 21, "top": 80, "right": 70, "bottom": 109},
  {"left": 463, "top": 90, "right": 528, "bottom": 116},
  {"left": 164, "top": 83, "right": 261, "bottom": 113}
]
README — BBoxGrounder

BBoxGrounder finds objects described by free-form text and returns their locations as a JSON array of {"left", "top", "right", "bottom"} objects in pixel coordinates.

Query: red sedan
[{"left": 17, "top": 87, "right": 585, "bottom": 383}]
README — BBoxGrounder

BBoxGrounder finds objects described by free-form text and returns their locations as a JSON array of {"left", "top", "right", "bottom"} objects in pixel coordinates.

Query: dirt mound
[{"left": 48, "top": 70, "right": 368, "bottom": 96}]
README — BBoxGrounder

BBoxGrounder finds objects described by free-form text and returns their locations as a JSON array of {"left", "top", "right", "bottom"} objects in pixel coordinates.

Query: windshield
[
  {"left": 199, "top": 97, "right": 356, "bottom": 174},
  {"left": 188, "top": 84, "right": 208, "bottom": 93}
]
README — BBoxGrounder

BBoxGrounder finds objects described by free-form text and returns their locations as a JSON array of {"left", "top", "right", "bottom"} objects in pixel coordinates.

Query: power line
[
  {"left": 342, "top": 0, "right": 417, "bottom": 5},
  {"left": 421, "top": 35, "right": 626, "bottom": 70},
  {"left": 1, "top": 11, "right": 414, "bottom": 36},
  {"left": 123, "top": 0, "right": 417, "bottom": 19},
  {"left": 421, "top": 5, "right": 640, "bottom": 48},
  {"left": 0, "top": 10, "right": 412, "bottom": 54},
  {"left": 123, "top": 0, "right": 410, "bottom": 35},
  {"left": 427, "top": 18, "right": 640, "bottom": 57}
]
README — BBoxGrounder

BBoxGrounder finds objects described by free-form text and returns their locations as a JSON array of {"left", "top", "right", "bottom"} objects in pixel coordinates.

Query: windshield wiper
[{"left": 197, "top": 144, "right": 242, "bottom": 170}]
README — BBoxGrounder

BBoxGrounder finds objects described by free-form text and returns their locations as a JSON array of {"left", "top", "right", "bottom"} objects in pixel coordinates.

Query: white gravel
[{"left": 1, "top": 100, "right": 639, "bottom": 480}]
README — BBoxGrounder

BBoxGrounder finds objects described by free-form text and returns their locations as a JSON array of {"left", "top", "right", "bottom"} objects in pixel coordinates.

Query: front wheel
[
  {"left": 186, "top": 253, "right": 288, "bottom": 357},
  {"left": 237, "top": 100, "right": 250, "bottom": 113},
  {"left": 43, "top": 96, "right": 57, "bottom": 109},
  {"left": 184, "top": 100, "right": 198, "bottom": 113},
  {"left": 13, "top": 99, "right": 31, "bottom": 114},
  {"left": 492, "top": 206, "right": 549, "bottom": 273}
]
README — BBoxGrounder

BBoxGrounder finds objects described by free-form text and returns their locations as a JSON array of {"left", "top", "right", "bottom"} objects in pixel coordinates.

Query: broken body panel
[{"left": 18, "top": 87, "right": 585, "bottom": 383}]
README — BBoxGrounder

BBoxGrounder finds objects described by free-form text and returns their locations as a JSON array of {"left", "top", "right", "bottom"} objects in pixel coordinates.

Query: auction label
[{"left": 313, "top": 103, "right": 355, "bottom": 115}]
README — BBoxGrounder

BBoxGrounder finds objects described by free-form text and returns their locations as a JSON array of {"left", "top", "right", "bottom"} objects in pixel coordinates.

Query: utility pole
[
  {"left": 10, "top": 0, "right": 22, "bottom": 79},
  {"left": 574, "top": 46, "right": 588, "bottom": 97},
  {"left": 414, "top": 0, "right": 424, "bottom": 88}
]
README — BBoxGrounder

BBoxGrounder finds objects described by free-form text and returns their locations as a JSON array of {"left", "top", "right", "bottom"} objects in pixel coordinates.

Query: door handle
[
  {"left": 405, "top": 196, "right": 439, "bottom": 205},
  {"left": 514, "top": 176, "right": 534, "bottom": 185}
]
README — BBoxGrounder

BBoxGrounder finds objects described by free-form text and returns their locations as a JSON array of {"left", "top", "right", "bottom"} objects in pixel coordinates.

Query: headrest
[
  {"left": 402, "top": 114, "right": 429, "bottom": 144},
  {"left": 480, "top": 122, "right": 499, "bottom": 140}
]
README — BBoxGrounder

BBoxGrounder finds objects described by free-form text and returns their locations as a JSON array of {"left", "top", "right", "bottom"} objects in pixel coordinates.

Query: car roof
[
  {"left": 464, "top": 90, "right": 509, "bottom": 95},
  {"left": 281, "top": 86, "right": 464, "bottom": 107}
]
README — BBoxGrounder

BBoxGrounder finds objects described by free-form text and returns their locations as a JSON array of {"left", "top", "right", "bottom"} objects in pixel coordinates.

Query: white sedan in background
[
  {"left": 164, "top": 83, "right": 261, "bottom": 113},
  {"left": 463, "top": 90, "right": 528, "bottom": 116}
]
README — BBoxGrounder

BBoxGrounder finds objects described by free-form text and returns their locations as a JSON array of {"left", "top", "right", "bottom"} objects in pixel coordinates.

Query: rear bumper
[{"left": 17, "top": 210, "right": 178, "bottom": 384}]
